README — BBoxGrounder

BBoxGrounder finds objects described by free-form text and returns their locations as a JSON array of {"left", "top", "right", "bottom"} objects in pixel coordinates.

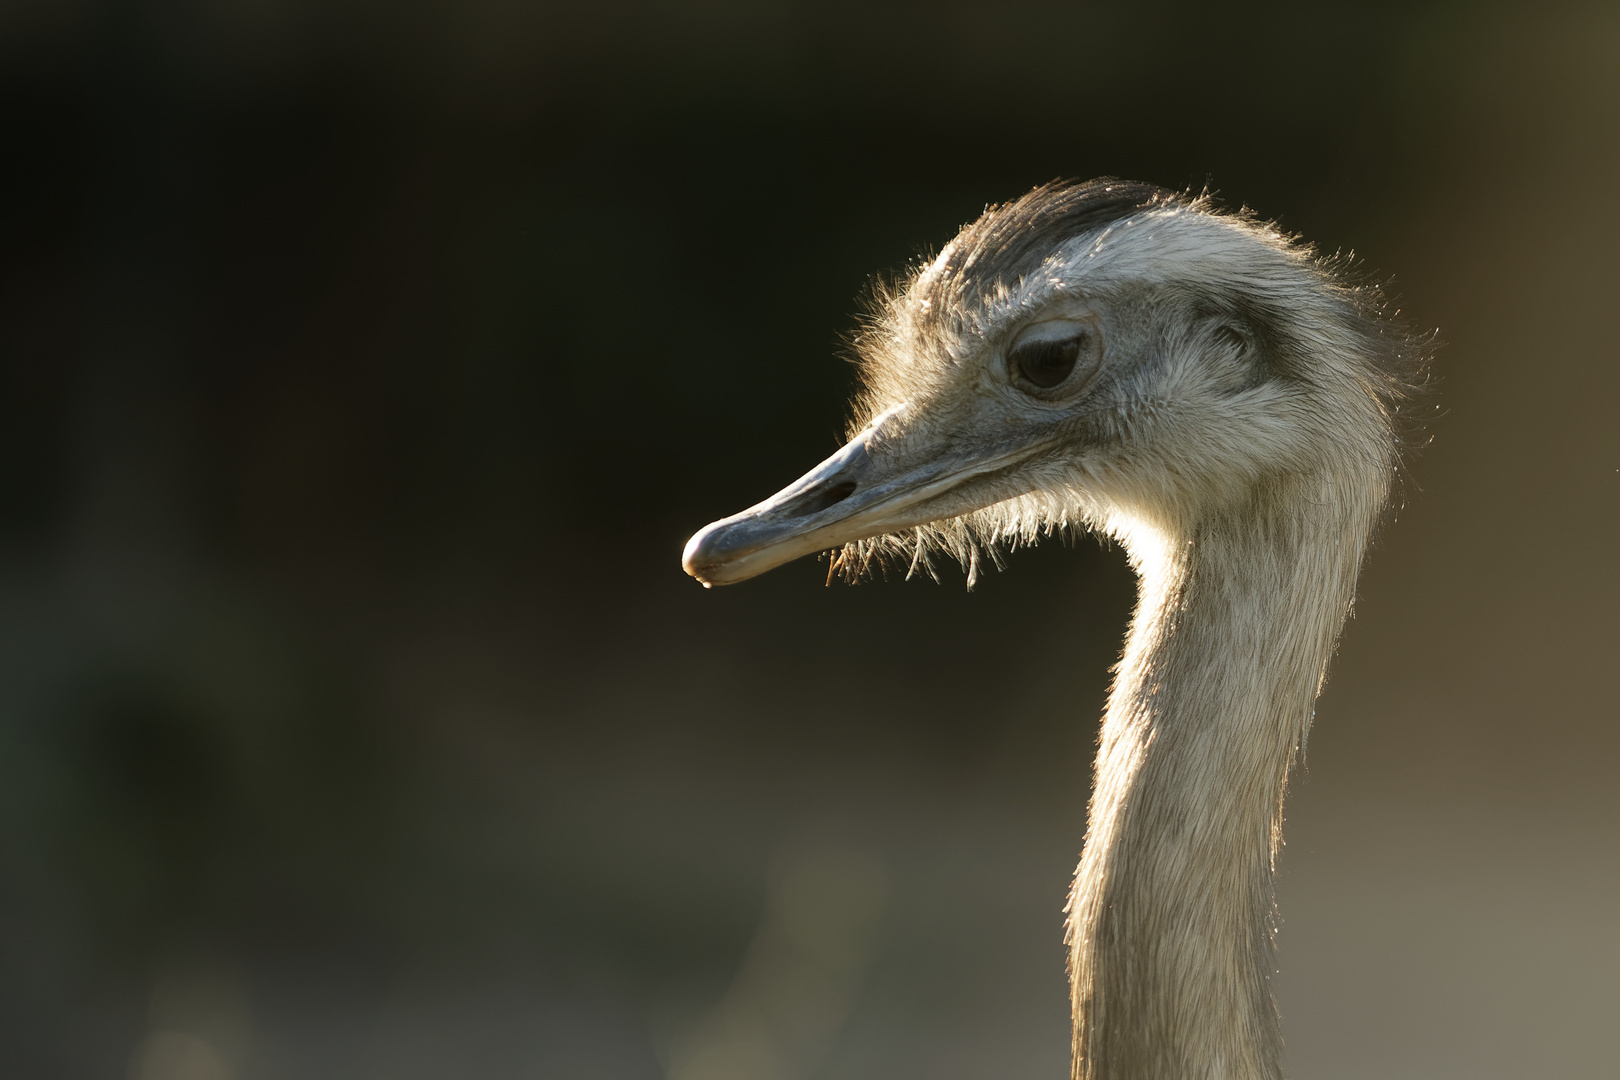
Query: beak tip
[
  {"left": 683, "top": 518, "right": 774, "bottom": 588},
  {"left": 682, "top": 523, "right": 724, "bottom": 586}
]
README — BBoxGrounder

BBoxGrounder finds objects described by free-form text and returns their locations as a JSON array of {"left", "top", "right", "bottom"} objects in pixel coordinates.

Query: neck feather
[{"left": 1068, "top": 480, "right": 1379, "bottom": 1080}]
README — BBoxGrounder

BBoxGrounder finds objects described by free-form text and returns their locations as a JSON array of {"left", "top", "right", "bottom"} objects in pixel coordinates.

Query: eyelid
[{"left": 1010, "top": 317, "right": 1093, "bottom": 349}]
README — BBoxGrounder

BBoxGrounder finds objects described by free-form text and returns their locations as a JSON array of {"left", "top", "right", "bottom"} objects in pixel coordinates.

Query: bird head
[{"left": 683, "top": 180, "right": 1421, "bottom": 587}]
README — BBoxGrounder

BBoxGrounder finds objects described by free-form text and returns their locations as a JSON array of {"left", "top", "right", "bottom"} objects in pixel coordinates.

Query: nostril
[{"left": 781, "top": 479, "right": 858, "bottom": 519}]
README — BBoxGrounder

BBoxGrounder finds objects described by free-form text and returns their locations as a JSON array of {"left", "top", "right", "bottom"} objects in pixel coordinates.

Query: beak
[{"left": 682, "top": 405, "right": 1037, "bottom": 586}]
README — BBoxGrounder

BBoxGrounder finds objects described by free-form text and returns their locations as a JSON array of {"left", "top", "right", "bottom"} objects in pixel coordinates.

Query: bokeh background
[{"left": 2, "top": 2, "right": 1617, "bottom": 1078}]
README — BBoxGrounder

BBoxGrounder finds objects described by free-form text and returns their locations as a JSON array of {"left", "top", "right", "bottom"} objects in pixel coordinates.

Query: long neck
[{"left": 1068, "top": 490, "right": 1375, "bottom": 1080}]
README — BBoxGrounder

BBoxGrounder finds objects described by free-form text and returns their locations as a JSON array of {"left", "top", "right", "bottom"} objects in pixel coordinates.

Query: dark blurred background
[{"left": 1, "top": 2, "right": 1616, "bottom": 1078}]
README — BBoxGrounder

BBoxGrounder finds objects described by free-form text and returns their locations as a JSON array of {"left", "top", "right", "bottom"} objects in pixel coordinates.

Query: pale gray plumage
[{"left": 682, "top": 179, "right": 1430, "bottom": 1079}]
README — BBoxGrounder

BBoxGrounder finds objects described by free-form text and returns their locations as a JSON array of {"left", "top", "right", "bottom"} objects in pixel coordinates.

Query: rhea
[{"left": 682, "top": 180, "right": 1426, "bottom": 1080}]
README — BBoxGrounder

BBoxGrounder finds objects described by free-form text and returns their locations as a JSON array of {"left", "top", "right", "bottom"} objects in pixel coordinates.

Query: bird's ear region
[{"left": 1203, "top": 320, "right": 1270, "bottom": 396}]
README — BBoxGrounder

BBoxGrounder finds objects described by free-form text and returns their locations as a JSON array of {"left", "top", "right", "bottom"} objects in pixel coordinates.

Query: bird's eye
[
  {"left": 1004, "top": 318, "right": 1101, "bottom": 396},
  {"left": 1009, "top": 333, "right": 1083, "bottom": 389}
]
